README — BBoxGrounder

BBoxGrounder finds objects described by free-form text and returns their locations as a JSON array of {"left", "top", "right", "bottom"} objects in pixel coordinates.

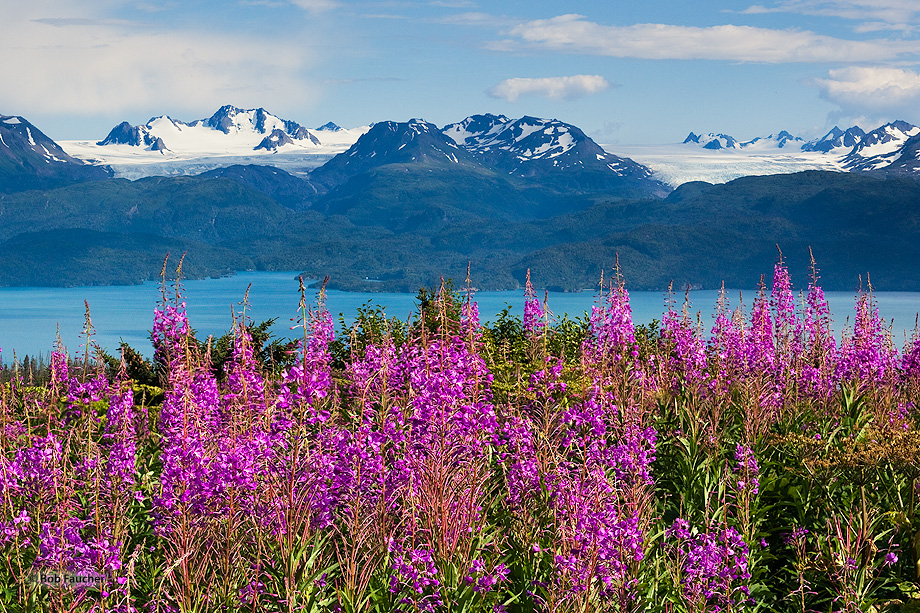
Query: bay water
[{"left": 1, "top": 271, "right": 919, "bottom": 361}]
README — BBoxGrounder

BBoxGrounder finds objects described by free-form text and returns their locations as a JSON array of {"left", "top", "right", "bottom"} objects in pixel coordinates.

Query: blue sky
[{"left": 5, "top": 0, "right": 920, "bottom": 144}]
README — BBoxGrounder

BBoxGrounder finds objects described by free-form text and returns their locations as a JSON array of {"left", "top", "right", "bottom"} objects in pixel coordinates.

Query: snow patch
[
  {"left": 611, "top": 143, "right": 846, "bottom": 187},
  {"left": 547, "top": 131, "right": 574, "bottom": 158},
  {"left": 512, "top": 120, "right": 546, "bottom": 143},
  {"left": 60, "top": 124, "right": 370, "bottom": 179}
]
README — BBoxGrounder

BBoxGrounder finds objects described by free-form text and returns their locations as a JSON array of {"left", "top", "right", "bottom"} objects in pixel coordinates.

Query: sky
[{"left": 5, "top": 0, "right": 920, "bottom": 144}]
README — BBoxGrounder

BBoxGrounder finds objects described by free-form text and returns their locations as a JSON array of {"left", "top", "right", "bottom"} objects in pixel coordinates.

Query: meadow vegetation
[{"left": 1, "top": 258, "right": 919, "bottom": 612}]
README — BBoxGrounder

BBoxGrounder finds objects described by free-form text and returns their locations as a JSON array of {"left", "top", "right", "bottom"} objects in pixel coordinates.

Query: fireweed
[
  {"left": 666, "top": 518, "right": 753, "bottom": 610},
  {"left": 0, "top": 259, "right": 918, "bottom": 612}
]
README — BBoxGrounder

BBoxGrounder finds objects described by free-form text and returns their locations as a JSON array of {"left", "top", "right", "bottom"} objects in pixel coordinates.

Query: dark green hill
[
  {"left": 0, "top": 229, "right": 251, "bottom": 286},
  {"left": 514, "top": 171, "right": 920, "bottom": 291},
  {"left": 0, "top": 164, "right": 918, "bottom": 292},
  {"left": 198, "top": 165, "right": 318, "bottom": 210},
  {"left": 312, "top": 161, "right": 587, "bottom": 232},
  {"left": 0, "top": 176, "right": 292, "bottom": 244}
]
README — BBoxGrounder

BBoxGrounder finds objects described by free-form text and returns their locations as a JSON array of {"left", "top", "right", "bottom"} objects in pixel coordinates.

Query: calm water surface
[{"left": 1, "top": 271, "right": 919, "bottom": 360}]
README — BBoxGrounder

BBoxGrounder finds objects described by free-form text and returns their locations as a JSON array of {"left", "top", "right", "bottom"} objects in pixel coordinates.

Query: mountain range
[
  {"left": 682, "top": 120, "right": 920, "bottom": 176},
  {"left": 2, "top": 107, "right": 920, "bottom": 292},
  {"left": 53, "top": 107, "right": 920, "bottom": 188},
  {"left": 97, "top": 105, "right": 322, "bottom": 153}
]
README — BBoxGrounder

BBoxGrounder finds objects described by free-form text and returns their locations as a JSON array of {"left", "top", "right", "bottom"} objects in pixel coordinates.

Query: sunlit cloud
[
  {"left": 0, "top": 3, "right": 320, "bottom": 118},
  {"left": 487, "top": 75, "right": 610, "bottom": 102},
  {"left": 813, "top": 66, "right": 920, "bottom": 118},
  {"left": 500, "top": 14, "right": 920, "bottom": 63}
]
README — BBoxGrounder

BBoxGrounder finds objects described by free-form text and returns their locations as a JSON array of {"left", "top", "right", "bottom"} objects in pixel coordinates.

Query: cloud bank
[
  {"left": 487, "top": 75, "right": 610, "bottom": 102},
  {"left": 501, "top": 14, "right": 920, "bottom": 63},
  {"left": 0, "top": 2, "right": 318, "bottom": 118},
  {"left": 741, "top": 1, "right": 920, "bottom": 26}
]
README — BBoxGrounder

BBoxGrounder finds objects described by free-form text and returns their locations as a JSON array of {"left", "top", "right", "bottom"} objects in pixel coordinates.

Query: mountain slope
[
  {"left": 842, "top": 121, "right": 920, "bottom": 171},
  {"left": 308, "top": 119, "right": 480, "bottom": 192},
  {"left": 444, "top": 114, "right": 666, "bottom": 195},
  {"left": 802, "top": 126, "right": 866, "bottom": 153},
  {"left": 683, "top": 132, "right": 739, "bottom": 150},
  {"left": 198, "top": 164, "right": 319, "bottom": 209},
  {"left": 306, "top": 116, "right": 666, "bottom": 226},
  {"left": 1, "top": 115, "right": 111, "bottom": 192}
]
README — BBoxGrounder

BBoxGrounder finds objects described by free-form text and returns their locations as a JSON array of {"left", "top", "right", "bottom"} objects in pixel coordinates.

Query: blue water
[{"left": 1, "top": 271, "right": 919, "bottom": 361}]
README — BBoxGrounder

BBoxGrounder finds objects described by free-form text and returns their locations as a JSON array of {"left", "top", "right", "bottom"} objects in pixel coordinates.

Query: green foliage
[
  {"left": 635, "top": 319, "right": 663, "bottom": 361},
  {"left": 329, "top": 301, "right": 408, "bottom": 369},
  {"left": 412, "top": 278, "right": 465, "bottom": 340},
  {"left": 193, "top": 317, "right": 296, "bottom": 381},
  {"left": 119, "top": 342, "right": 160, "bottom": 387}
]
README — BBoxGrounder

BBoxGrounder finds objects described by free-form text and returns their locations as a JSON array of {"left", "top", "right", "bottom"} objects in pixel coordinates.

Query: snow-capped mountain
[
  {"left": 443, "top": 114, "right": 661, "bottom": 192},
  {"left": 43, "top": 105, "right": 920, "bottom": 190},
  {"left": 308, "top": 115, "right": 666, "bottom": 200},
  {"left": 1, "top": 114, "right": 111, "bottom": 191},
  {"left": 742, "top": 131, "right": 804, "bottom": 150},
  {"left": 61, "top": 107, "right": 370, "bottom": 180},
  {"left": 682, "top": 122, "right": 914, "bottom": 160},
  {"left": 441, "top": 113, "right": 511, "bottom": 147},
  {"left": 683, "top": 131, "right": 803, "bottom": 150},
  {"left": 2, "top": 114, "right": 85, "bottom": 164},
  {"left": 623, "top": 120, "right": 920, "bottom": 185},
  {"left": 254, "top": 129, "right": 301, "bottom": 152},
  {"left": 801, "top": 126, "right": 866, "bottom": 153},
  {"left": 315, "top": 122, "right": 344, "bottom": 132},
  {"left": 309, "top": 118, "right": 479, "bottom": 191},
  {"left": 628, "top": 124, "right": 866, "bottom": 186},
  {"left": 96, "top": 105, "right": 321, "bottom": 153},
  {"left": 97, "top": 121, "right": 170, "bottom": 150},
  {"left": 867, "top": 133, "right": 920, "bottom": 175},
  {"left": 842, "top": 121, "right": 920, "bottom": 171},
  {"left": 683, "top": 132, "right": 739, "bottom": 150}
]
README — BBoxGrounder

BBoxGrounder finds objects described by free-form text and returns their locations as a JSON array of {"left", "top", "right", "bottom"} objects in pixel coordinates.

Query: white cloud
[
  {"left": 813, "top": 66, "right": 920, "bottom": 117},
  {"left": 853, "top": 21, "right": 916, "bottom": 33},
  {"left": 288, "top": 0, "right": 339, "bottom": 13},
  {"left": 741, "top": 1, "right": 920, "bottom": 25},
  {"left": 0, "top": 2, "right": 320, "bottom": 117},
  {"left": 243, "top": 0, "right": 339, "bottom": 12},
  {"left": 502, "top": 13, "right": 920, "bottom": 63},
  {"left": 487, "top": 75, "right": 610, "bottom": 102},
  {"left": 32, "top": 17, "right": 146, "bottom": 27}
]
